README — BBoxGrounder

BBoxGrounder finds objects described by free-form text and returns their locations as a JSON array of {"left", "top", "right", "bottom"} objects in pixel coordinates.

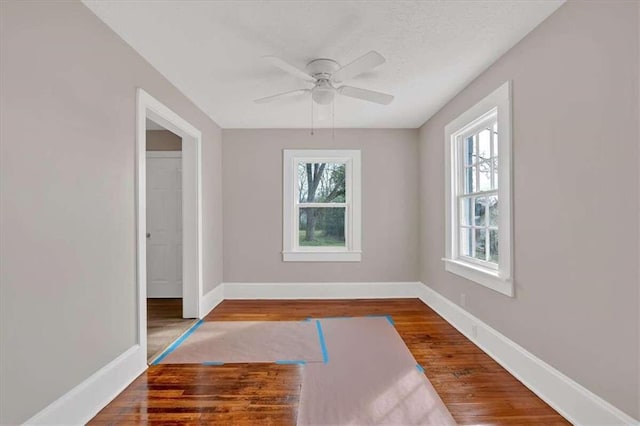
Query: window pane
[
  {"left": 474, "top": 228, "right": 486, "bottom": 260},
  {"left": 488, "top": 195, "right": 498, "bottom": 226},
  {"left": 478, "top": 160, "right": 492, "bottom": 191},
  {"left": 491, "top": 157, "right": 499, "bottom": 190},
  {"left": 464, "top": 135, "right": 475, "bottom": 166},
  {"left": 298, "top": 163, "right": 308, "bottom": 202},
  {"left": 299, "top": 207, "right": 345, "bottom": 247},
  {"left": 478, "top": 128, "right": 491, "bottom": 161},
  {"left": 460, "top": 227, "right": 472, "bottom": 257},
  {"left": 474, "top": 197, "right": 486, "bottom": 226},
  {"left": 461, "top": 197, "right": 473, "bottom": 226},
  {"left": 298, "top": 162, "right": 346, "bottom": 203},
  {"left": 464, "top": 166, "right": 476, "bottom": 194},
  {"left": 489, "top": 229, "right": 499, "bottom": 263}
]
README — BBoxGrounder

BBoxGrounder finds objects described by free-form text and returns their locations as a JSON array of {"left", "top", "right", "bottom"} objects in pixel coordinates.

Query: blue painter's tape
[
  {"left": 151, "top": 319, "right": 204, "bottom": 365},
  {"left": 275, "top": 360, "right": 307, "bottom": 365},
  {"left": 416, "top": 364, "right": 424, "bottom": 373},
  {"left": 315, "top": 320, "right": 329, "bottom": 364},
  {"left": 202, "top": 361, "right": 225, "bottom": 366}
]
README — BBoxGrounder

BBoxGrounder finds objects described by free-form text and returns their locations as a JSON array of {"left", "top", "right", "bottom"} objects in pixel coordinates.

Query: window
[
  {"left": 283, "top": 150, "right": 361, "bottom": 262},
  {"left": 443, "top": 81, "right": 513, "bottom": 296}
]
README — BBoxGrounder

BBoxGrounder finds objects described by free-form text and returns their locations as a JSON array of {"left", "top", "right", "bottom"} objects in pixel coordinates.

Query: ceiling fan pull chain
[
  {"left": 332, "top": 97, "right": 335, "bottom": 141},
  {"left": 310, "top": 95, "right": 314, "bottom": 136}
]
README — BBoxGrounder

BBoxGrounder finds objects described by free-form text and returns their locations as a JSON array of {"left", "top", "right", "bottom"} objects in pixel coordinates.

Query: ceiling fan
[{"left": 254, "top": 51, "right": 394, "bottom": 106}]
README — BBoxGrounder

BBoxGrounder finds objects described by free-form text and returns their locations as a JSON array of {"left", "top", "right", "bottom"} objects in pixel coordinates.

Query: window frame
[
  {"left": 443, "top": 81, "right": 513, "bottom": 297},
  {"left": 283, "top": 149, "right": 361, "bottom": 262}
]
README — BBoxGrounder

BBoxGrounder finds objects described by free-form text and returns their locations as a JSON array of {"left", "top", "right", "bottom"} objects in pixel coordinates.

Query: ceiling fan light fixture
[
  {"left": 312, "top": 88, "right": 334, "bottom": 105},
  {"left": 311, "top": 80, "right": 335, "bottom": 105}
]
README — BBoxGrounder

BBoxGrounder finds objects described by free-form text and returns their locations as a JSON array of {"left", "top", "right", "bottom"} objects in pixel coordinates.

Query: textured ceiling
[{"left": 83, "top": 0, "right": 564, "bottom": 129}]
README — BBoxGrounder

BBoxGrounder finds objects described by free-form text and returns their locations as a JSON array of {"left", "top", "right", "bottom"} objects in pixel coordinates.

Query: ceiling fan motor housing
[{"left": 306, "top": 58, "right": 340, "bottom": 79}]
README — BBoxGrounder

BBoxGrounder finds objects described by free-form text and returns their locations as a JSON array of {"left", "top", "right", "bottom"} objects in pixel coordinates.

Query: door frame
[{"left": 136, "top": 89, "right": 203, "bottom": 360}]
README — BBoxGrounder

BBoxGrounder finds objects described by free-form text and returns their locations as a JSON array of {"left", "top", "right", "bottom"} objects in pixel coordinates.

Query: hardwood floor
[
  {"left": 91, "top": 299, "right": 569, "bottom": 425},
  {"left": 147, "top": 298, "right": 197, "bottom": 363}
]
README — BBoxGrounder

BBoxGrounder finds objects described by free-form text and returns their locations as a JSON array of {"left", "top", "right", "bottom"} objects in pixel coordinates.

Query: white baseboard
[
  {"left": 25, "top": 344, "right": 147, "bottom": 425},
  {"left": 416, "top": 283, "right": 639, "bottom": 426},
  {"left": 23, "top": 282, "right": 637, "bottom": 426},
  {"left": 24, "top": 285, "right": 223, "bottom": 425},
  {"left": 223, "top": 281, "right": 423, "bottom": 299},
  {"left": 200, "top": 284, "right": 224, "bottom": 317}
]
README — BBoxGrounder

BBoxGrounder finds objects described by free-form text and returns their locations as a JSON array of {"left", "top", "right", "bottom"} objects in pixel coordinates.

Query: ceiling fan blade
[
  {"left": 332, "top": 50, "right": 385, "bottom": 83},
  {"left": 254, "top": 89, "right": 310, "bottom": 104},
  {"left": 337, "top": 85, "right": 394, "bottom": 105},
  {"left": 264, "top": 56, "right": 314, "bottom": 82}
]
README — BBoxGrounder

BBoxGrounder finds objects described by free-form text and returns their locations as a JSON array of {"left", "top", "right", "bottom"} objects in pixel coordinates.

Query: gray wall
[
  {"left": 418, "top": 0, "right": 639, "bottom": 418},
  {"left": 222, "top": 129, "right": 419, "bottom": 283},
  {"left": 0, "top": 1, "right": 223, "bottom": 424},
  {"left": 146, "top": 130, "right": 182, "bottom": 151}
]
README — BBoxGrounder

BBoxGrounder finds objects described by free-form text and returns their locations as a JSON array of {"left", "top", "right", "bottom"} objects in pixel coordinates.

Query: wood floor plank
[
  {"left": 146, "top": 298, "right": 197, "bottom": 363},
  {"left": 90, "top": 299, "right": 568, "bottom": 425}
]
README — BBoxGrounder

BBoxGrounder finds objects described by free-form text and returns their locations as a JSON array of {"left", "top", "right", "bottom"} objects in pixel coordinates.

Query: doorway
[
  {"left": 145, "top": 121, "right": 197, "bottom": 362},
  {"left": 136, "top": 89, "right": 203, "bottom": 364}
]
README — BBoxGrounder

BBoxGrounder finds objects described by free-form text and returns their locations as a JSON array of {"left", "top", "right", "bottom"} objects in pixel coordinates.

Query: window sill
[
  {"left": 283, "top": 251, "right": 362, "bottom": 262},
  {"left": 442, "top": 258, "right": 513, "bottom": 297}
]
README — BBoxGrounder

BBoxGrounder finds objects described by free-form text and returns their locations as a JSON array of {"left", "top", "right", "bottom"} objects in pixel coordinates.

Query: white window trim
[
  {"left": 283, "top": 149, "right": 362, "bottom": 262},
  {"left": 443, "top": 81, "right": 513, "bottom": 297}
]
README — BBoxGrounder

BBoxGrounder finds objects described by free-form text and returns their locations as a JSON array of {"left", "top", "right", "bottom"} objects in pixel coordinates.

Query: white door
[{"left": 146, "top": 152, "right": 182, "bottom": 298}]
